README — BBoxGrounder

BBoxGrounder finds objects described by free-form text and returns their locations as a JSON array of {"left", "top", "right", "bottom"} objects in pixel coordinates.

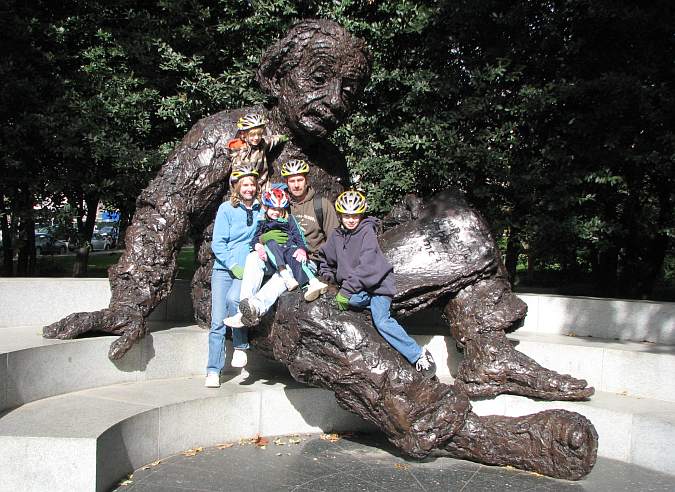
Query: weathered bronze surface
[{"left": 43, "top": 19, "right": 597, "bottom": 479}]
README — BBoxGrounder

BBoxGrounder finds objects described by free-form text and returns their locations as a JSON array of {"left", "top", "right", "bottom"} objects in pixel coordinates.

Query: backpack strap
[{"left": 313, "top": 193, "right": 324, "bottom": 233}]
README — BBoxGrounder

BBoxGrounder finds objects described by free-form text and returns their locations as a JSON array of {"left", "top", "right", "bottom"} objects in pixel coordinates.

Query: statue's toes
[
  {"left": 537, "top": 370, "right": 595, "bottom": 399},
  {"left": 43, "top": 312, "right": 100, "bottom": 339},
  {"left": 107, "top": 315, "right": 146, "bottom": 360},
  {"left": 548, "top": 410, "right": 598, "bottom": 479}
]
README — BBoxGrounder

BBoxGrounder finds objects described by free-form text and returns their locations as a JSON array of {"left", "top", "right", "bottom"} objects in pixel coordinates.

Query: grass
[{"left": 31, "top": 246, "right": 197, "bottom": 279}]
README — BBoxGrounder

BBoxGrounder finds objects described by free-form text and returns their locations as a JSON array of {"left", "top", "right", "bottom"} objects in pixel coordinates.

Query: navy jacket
[
  {"left": 249, "top": 215, "right": 306, "bottom": 251},
  {"left": 318, "top": 216, "right": 396, "bottom": 298}
]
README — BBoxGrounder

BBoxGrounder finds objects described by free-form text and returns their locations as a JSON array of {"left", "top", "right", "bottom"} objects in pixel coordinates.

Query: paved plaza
[{"left": 112, "top": 432, "right": 675, "bottom": 492}]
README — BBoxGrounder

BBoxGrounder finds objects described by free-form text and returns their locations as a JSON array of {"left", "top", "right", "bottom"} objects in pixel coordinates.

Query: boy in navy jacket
[{"left": 318, "top": 191, "right": 436, "bottom": 378}]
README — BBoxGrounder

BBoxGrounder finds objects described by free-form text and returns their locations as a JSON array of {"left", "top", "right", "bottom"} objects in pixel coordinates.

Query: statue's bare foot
[
  {"left": 43, "top": 307, "right": 146, "bottom": 360},
  {"left": 446, "top": 409, "right": 598, "bottom": 480},
  {"left": 43, "top": 310, "right": 107, "bottom": 339},
  {"left": 455, "top": 332, "right": 594, "bottom": 400}
]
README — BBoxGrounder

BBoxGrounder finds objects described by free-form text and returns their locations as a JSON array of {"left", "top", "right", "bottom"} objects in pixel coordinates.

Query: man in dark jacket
[{"left": 318, "top": 191, "right": 436, "bottom": 378}]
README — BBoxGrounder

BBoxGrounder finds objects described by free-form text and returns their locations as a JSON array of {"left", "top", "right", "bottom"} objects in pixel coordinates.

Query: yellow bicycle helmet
[
  {"left": 229, "top": 165, "right": 260, "bottom": 185},
  {"left": 335, "top": 190, "right": 367, "bottom": 214}
]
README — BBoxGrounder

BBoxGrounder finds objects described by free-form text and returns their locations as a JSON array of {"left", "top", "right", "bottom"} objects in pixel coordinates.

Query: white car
[{"left": 90, "top": 233, "right": 113, "bottom": 251}]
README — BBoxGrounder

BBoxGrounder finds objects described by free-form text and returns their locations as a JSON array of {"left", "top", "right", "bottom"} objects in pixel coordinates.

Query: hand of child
[
  {"left": 260, "top": 230, "right": 288, "bottom": 245},
  {"left": 254, "top": 243, "right": 267, "bottom": 262},
  {"left": 292, "top": 248, "right": 307, "bottom": 263},
  {"left": 230, "top": 264, "right": 244, "bottom": 280},
  {"left": 335, "top": 293, "right": 350, "bottom": 311}
]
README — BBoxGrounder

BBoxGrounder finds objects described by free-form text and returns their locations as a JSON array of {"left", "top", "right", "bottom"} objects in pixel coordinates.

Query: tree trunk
[
  {"left": 15, "top": 187, "right": 35, "bottom": 276},
  {"left": 1, "top": 194, "right": 13, "bottom": 276},
  {"left": 72, "top": 246, "right": 89, "bottom": 277},
  {"left": 504, "top": 227, "right": 520, "bottom": 285}
]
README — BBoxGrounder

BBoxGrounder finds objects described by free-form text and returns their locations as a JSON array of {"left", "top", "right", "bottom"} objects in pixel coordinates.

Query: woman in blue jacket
[{"left": 205, "top": 166, "right": 262, "bottom": 388}]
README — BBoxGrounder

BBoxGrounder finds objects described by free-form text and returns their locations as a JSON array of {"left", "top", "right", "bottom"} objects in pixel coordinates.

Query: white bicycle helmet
[
  {"left": 236, "top": 113, "right": 266, "bottom": 131},
  {"left": 280, "top": 159, "right": 310, "bottom": 177}
]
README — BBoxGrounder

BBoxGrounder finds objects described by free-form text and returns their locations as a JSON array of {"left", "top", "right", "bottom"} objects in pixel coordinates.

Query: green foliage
[{"left": 1, "top": 0, "right": 673, "bottom": 297}]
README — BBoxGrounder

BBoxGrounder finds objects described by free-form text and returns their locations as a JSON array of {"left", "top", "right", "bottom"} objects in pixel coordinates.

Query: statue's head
[{"left": 257, "top": 19, "right": 372, "bottom": 141}]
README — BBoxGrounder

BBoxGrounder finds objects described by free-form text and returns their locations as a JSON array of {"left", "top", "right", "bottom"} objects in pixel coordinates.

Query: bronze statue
[{"left": 44, "top": 19, "right": 597, "bottom": 479}]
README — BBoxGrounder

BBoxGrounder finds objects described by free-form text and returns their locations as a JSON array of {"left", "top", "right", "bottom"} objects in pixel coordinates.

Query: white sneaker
[
  {"left": 205, "top": 373, "right": 220, "bottom": 388},
  {"left": 231, "top": 349, "right": 248, "bottom": 368},
  {"left": 239, "top": 298, "right": 260, "bottom": 326},
  {"left": 280, "top": 269, "right": 299, "bottom": 291},
  {"left": 224, "top": 312, "right": 244, "bottom": 328},
  {"left": 304, "top": 278, "right": 328, "bottom": 302}
]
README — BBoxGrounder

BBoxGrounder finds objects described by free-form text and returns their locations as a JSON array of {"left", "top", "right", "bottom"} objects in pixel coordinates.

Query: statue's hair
[{"left": 256, "top": 19, "right": 372, "bottom": 97}]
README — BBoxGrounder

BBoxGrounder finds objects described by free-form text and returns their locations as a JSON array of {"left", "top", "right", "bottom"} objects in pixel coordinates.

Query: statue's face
[{"left": 277, "top": 33, "right": 368, "bottom": 140}]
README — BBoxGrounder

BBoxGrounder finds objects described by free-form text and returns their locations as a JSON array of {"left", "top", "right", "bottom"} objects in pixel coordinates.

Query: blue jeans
[
  {"left": 207, "top": 269, "right": 249, "bottom": 374},
  {"left": 348, "top": 292, "right": 423, "bottom": 364}
]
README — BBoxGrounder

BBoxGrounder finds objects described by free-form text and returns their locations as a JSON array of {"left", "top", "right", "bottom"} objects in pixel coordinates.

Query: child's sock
[{"left": 279, "top": 268, "right": 299, "bottom": 291}]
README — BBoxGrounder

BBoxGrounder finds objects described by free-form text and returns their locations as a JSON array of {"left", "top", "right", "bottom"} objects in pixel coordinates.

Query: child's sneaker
[
  {"left": 239, "top": 298, "right": 260, "bottom": 326},
  {"left": 224, "top": 312, "right": 244, "bottom": 328},
  {"left": 231, "top": 349, "right": 248, "bottom": 368},
  {"left": 304, "top": 277, "right": 328, "bottom": 302},
  {"left": 279, "top": 268, "right": 299, "bottom": 291},
  {"left": 415, "top": 350, "right": 436, "bottom": 379},
  {"left": 205, "top": 373, "right": 220, "bottom": 388}
]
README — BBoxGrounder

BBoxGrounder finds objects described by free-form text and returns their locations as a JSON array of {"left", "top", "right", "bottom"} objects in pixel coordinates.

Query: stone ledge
[
  {"left": 0, "top": 374, "right": 673, "bottom": 491},
  {"left": 2, "top": 279, "right": 673, "bottom": 345},
  {"left": 0, "top": 374, "right": 375, "bottom": 492},
  {"left": 0, "top": 278, "right": 194, "bottom": 328},
  {"left": 2, "top": 325, "right": 674, "bottom": 412}
]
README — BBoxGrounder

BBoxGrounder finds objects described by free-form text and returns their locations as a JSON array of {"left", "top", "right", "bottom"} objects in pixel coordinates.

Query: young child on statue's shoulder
[
  {"left": 318, "top": 190, "right": 437, "bottom": 379},
  {"left": 227, "top": 113, "right": 288, "bottom": 189}
]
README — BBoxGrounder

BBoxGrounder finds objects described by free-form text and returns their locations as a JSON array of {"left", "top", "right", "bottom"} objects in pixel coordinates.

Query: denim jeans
[
  {"left": 206, "top": 269, "right": 249, "bottom": 374},
  {"left": 348, "top": 291, "right": 423, "bottom": 364}
]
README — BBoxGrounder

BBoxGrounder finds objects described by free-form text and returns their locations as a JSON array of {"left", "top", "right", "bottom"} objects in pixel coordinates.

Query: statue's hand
[{"left": 261, "top": 230, "right": 288, "bottom": 245}]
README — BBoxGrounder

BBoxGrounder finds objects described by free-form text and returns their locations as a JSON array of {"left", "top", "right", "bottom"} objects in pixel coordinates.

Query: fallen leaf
[
  {"left": 288, "top": 437, "right": 301, "bottom": 444},
  {"left": 217, "top": 443, "right": 234, "bottom": 449},
  {"left": 254, "top": 435, "right": 269, "bottom": 447},
  {"left": 142, "top": 460, "right": 162, "bottom": 469},
  {"left": 273, "top": 438, "right": 286, "bottom": 446},
  {"left": 394, "top": 463, "right": 410, "bottom": 471},
  {"left": 182, "top": 447, "right": 204, "bottom": 457},
  {"left": 320, "top": 433, "right": 340, "bottom": 442}
]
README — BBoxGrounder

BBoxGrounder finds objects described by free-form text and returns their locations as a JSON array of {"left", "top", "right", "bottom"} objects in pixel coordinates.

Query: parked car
[
  {"left": 35, "top": 234, "right": 67, "bottom": 255},
  {"left": 97, "top": 225, "right": 119, "bottom": 248},
  {"left": 90, "top": 233, "right": 113, "bottom": 251}
]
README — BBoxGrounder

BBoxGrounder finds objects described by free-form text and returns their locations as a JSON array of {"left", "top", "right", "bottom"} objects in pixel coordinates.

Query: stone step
[
  {"left": 3, "top": 323, "right": 674, "bottom": 413},
  {"left": 3, "top": 278, "right": 673, "bottom": 344},
  {"left": 0, "top": 372, "right": 375, "bottom": 492},
  {"left": 0, "top": 373, "right": 672, "bottom": 491},
  {"left": 414, "top": 331, "right": 675, "bottom": 403}
]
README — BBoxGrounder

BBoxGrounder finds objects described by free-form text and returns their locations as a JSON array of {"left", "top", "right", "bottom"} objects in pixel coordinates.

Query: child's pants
[
  {"left": 348, "top": 291, "right": 424, "bottom": 364},
  {"left": 264, "top": 240, "right": 309, "bottom": 285}
]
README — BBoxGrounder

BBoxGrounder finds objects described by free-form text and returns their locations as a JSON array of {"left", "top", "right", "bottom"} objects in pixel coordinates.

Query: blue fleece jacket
[
  {"left": 212, "top": 200, "right": 262, "bottom": 271},
  {"left": 318, "top": 216, "right": 396, "bottom": 298}
]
